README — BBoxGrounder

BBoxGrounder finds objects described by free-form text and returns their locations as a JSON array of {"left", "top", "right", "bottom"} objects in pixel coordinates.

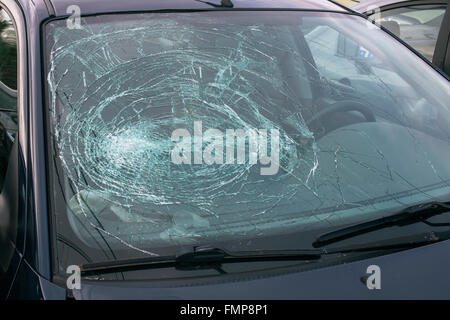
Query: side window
[
  {"left": 375, "top": 4, "right": 447, "bottom": 61},
  {"left": 0, "top": 7, "right": 17, "bottom": 192}
]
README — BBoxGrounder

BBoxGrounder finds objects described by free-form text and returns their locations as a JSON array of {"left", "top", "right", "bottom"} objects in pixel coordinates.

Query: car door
[
  {"left": 364, "top": 1, "right": 450, "bottom": 73},
  {"left": 0, "top": 1, "right": 26, "bottom": 300}
]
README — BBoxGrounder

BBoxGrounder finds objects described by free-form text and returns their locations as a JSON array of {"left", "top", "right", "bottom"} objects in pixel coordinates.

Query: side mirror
[{"left": 380, "top": 20, "right": 401, "bottom": 38}]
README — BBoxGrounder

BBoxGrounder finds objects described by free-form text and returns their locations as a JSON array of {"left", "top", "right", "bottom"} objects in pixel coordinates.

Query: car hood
[{"left": 70, "top": 239, "right": 450, "bottom": 299}]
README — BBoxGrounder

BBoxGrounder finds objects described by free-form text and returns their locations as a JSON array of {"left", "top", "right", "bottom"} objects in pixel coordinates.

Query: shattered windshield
[{"left": 45, "top": 11, "right": 450, "bottom": 276}]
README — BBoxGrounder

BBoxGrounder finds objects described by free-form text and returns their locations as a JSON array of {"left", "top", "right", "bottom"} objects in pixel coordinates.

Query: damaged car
[{"left": 1, "top": 0, "right": 450, "bottom": 299}]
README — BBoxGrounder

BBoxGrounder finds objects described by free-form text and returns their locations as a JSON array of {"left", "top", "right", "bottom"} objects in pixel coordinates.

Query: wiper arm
[
  {"left": 193, "top": 0, "right": 234, "bottom": 8},
  {"left": 313, "top": 200, "right": 450, "bottom": 248},
  {"left": 80, "top": 246, "right": 322, "bottom": 276},
  {"left": 325, "top": 230, "right": 450, "bottom": 254}
]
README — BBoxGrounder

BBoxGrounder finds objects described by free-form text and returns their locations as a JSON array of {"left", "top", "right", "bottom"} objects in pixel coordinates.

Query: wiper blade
[
  {"left": 313, "top": 200, "right": 450, "bottom": 248},
  {"left": 80, "top": 246, "right": 322, "bottom": 276}
]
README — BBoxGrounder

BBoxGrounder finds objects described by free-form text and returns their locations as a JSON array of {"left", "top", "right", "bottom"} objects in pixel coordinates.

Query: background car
[
  {"left": 1, "top": 0, "right": 450, "bottom": 300},
  {"left": 352, "top": 0, "right": 450, "bottom": 75}
]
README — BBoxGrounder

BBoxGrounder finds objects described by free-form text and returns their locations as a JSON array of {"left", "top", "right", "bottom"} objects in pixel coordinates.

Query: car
[
  {"left": 352, "top": 0, "right": 450, "bottom": 75},
  {"left": 1, "top": 0, "right": 450, "bottom": 300}
]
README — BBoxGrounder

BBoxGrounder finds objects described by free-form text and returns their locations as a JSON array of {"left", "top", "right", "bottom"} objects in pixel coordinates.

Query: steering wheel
[{"left": 307, "top": 100, "right": 376, "bottom": 138}]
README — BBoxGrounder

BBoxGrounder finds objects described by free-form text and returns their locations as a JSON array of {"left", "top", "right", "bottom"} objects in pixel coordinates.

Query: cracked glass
[{"left": 44, "top": 11, "right": 450, "bottom": 278}]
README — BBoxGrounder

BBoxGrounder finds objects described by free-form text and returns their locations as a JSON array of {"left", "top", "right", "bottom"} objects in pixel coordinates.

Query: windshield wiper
[
  {"left": 313, "top": 200, "right": 450, "bottom": 248},
  {"left": 79, "top": 230, "right": 450, "bottom": 277},
  {"left": 80, "top": 246, "right": 322, "bottom": 276}
]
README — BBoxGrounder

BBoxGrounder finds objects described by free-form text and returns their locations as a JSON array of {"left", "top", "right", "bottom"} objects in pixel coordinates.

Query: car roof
[
  {"left": 42, "top": 0, "right": 349, "bottom": 17},
  {"left": 352, "top": 0, "right": 449, "bottom": 13}
]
